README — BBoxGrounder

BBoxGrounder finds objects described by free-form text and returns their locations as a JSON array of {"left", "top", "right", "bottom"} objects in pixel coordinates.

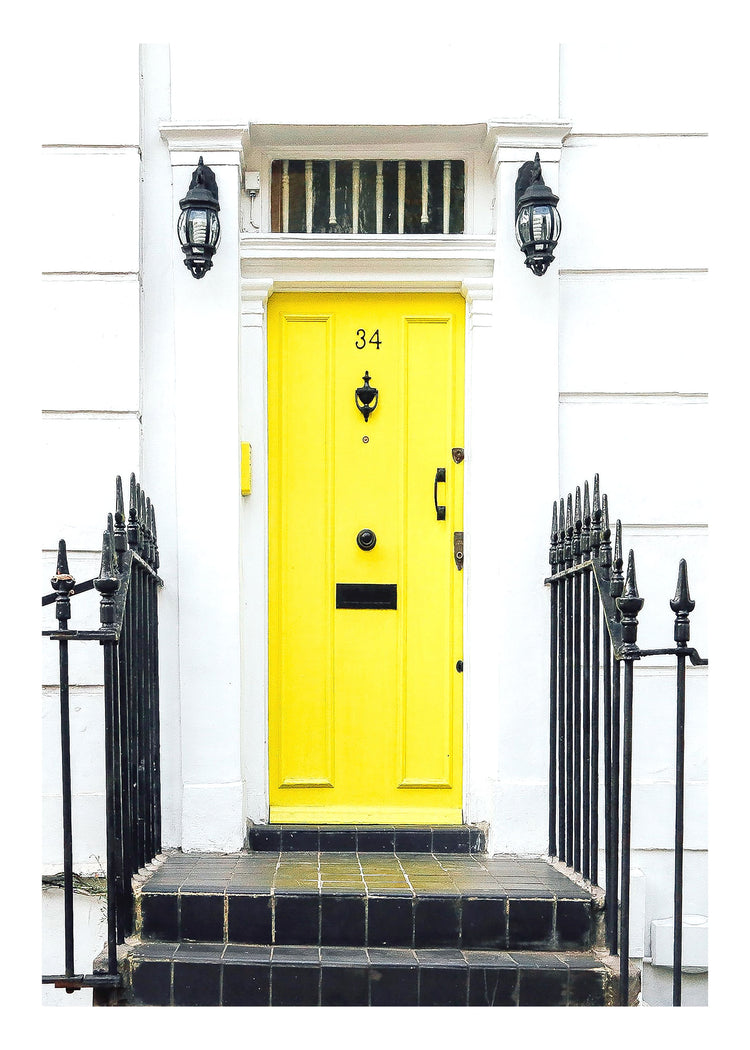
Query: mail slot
[{"left": 336, "top": 583, "right": 397, "bottom": 610}]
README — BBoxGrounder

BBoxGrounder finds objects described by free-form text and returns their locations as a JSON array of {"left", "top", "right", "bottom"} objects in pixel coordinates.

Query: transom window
[{"left": 270, "top": 160, "right": 465, "bottom": 234}]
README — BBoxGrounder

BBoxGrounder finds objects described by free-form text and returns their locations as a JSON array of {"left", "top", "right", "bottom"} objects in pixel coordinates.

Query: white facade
[{"left": 41, "top": 41, "right": 708, "bottom": 1006}]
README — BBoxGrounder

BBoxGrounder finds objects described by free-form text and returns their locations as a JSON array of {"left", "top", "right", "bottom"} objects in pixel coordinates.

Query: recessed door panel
[{"left": 268, "top": 293, "right": 464, "bottom": 824}]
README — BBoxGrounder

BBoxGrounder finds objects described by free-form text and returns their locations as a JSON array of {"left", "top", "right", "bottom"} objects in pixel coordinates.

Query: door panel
[{"left": 268, "top": 293, "right": 464, "bottom": 824}]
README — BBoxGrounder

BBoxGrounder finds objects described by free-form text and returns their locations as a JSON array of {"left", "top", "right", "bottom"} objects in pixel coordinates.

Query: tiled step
[
  {"left": 137, "top": 851, "right": 598, "bottom": 952},
  {"left": 247, "top": 823, "right": 487, "bottom": 854},
  {"left": 124, "top": 942, "right": 617, "bottom": 1007}
]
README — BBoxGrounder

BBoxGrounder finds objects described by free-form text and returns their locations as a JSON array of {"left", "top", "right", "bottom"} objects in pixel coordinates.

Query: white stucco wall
[{"left": 40, "top": 40, "right": 709, "bottom": 1006}]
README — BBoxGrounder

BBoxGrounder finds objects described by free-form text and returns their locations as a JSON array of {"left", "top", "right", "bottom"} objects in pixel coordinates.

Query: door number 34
[{"left": 355, "top": 329, "right": 382, "bottom": 349}]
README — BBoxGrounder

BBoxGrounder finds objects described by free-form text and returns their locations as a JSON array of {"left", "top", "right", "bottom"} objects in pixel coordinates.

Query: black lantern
[
  {"left": 514, "top": 152, "right": 561, "bottom": 277},
  {"left": 177, "top": 156, "right": 221, "bottom": 279}
]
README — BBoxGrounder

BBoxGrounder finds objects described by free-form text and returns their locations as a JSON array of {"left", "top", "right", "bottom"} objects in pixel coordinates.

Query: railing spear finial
[
  {"left": 600, "top": 493, "right": 612, "bottom": 578},
  {"left": 138, "top": 486, "right": 147, "bottom": 555},
  {"left": 145, "top": 496, "right": 153, "bottom": 567},
  {"left": 95, "top": 529, "right": 120, "bottom": 626},
  {"left": 128, "top": 473, "right": 139, "bottom": 550},
  {"left": 114, "top": 476, "right": 127, "bottom": 561},
  {"left": 591, "top": 474, "right": 602, "bottom": 556},
  {"left": 582, "top": 480, "right": 591, "bottom": 559},
  {"left": 556, "top": 497, "right": 565, "bottom": 568},
  {"left": 617, "top": 549, "right": 645, "bottom": 656},
  {"left": 150, "top": 502, "right": 160, "bottom": 573},
  {"left": 565, "top": 492, "right": 574, "bottom": 569},
  {"left": 550, "top": 501, "right": 559, "bottom": 574},
  {"left": 51, "top": 539, "right": 76, "bottom": 629},
  {"left": 670, "top": 558, "right": 695, "bottom": 648},
  {"left": 573, "top": 486, "right": 582, "bottom": 564},
  {"left": 611, "top": 519, "right": 625, "bottom": 611}
]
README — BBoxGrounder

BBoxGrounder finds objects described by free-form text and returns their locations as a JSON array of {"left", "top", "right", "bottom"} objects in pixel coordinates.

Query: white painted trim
[
  {"left": 486, "top": 120, "right": 573, "bottom": 171},
  {"left": 242, "top": 234, "right": 495, "bottom": 258},
  {"left": 559, "top": 392, "right": 708, "bottom": 404},
  {"left": 159, "top": 122, "right": 250, "bottom": 154},
  {"left": 238, "top": 270, "right": 494, "bottom": 827},
  {"left": 247, "top": 123, "right": 490, "bottom": 152}
]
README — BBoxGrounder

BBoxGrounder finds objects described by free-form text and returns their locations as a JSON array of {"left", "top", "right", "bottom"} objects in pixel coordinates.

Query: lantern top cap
[
  {"left": 515, "top": 151, "right": 559, "bottom": 211},
  {"left": 180, "top": 156, "right": 220, "bottom": 211}
]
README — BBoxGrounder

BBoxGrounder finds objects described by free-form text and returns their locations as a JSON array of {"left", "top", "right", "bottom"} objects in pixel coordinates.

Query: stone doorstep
[
  {"left": 246, "top": 823, "right": 488, "bottom": 854},
  {"left": 134, "top": 851, "right": 600, "bottom": 952},
  {"left": 121, "top": 943, "right": 620, "bottom": 1006}
]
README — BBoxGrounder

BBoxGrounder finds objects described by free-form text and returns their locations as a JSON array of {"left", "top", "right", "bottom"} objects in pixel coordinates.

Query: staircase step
[
  {"left": 137, "top": 851, "right": 598, "bottom": 952},
  {"left": 123, "top": 942, "right": 617, "bottom": 1006},
  {"left": 247, "top": 823, "right": 487, "bottom": 854}
]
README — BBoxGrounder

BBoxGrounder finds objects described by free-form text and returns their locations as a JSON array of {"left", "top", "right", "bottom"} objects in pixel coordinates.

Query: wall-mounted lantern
[
  {"left": 177, "top": 156, "right": 221, "bottom": 279},
  {"left": 514, "top": 152, "right": 561, "bottom": 277}
]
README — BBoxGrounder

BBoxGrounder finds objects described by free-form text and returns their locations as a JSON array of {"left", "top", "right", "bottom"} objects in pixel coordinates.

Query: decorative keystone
[
  {"left": 670, "top": 558, "right": 695, "bottom": 647},
  {"left": 617, "top": 549, "right": 645, "bottom": 654}
]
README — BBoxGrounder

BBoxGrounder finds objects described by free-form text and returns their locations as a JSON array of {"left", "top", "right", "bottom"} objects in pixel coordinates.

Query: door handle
[{"left": 433, "top": 467, "right": 446, "bottom": 521}]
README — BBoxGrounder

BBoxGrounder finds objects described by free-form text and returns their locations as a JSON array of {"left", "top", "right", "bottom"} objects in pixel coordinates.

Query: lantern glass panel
[
  {"left": 188, "top": 209, "right": 209, "bottom": 245},
  {"left": 208, "top": 209, "right": 221, "bottom": 248},
  {"left": 515, "top": 205, "right": 532, "bottom": 248}
]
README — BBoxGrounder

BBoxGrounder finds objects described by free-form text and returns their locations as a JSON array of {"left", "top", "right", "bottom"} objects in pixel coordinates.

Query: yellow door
[{"left": 268, "top": 292, "right": 464, "bottom": 824}]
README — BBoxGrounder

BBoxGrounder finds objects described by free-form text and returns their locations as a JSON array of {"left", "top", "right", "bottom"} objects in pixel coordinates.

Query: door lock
[
  {"left": 356, "top": 528, "right": 377, "bottom": 551},
  {"left": 453, "top": 531, "right": 464, "bottom": 570}
]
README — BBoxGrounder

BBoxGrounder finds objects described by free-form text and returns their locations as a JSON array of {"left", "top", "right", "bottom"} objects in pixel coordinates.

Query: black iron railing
[
  {"left": 545, "top": 474, "right": 707, "bottom": 1007},
  {"left": 42, "top": 475, "right": 162, "bottom": 994}
]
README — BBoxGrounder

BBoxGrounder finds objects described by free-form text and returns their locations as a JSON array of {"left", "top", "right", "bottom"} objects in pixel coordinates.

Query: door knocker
[{"left": 355, "top": 371, "right": 379, "bottom": 422}]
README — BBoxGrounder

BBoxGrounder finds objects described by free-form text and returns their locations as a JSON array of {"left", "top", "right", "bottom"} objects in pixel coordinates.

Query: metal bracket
[{"left": 453, "top": 531, "right": 464, "bottom": 571}]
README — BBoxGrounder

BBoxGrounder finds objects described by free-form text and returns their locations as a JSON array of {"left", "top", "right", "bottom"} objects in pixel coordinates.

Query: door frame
[{"left": 239, "top": 263, "right": 493, "bottom": 828}]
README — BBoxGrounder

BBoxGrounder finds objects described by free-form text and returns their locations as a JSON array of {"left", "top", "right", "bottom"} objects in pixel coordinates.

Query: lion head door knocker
[{"left": 355, "top": 371, "right": 379, "bottom": 422}]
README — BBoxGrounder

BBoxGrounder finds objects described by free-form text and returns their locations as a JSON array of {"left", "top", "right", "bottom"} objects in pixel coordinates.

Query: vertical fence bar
[
  {"left": 673, "top": 649, "right": 686, "bottom": 1007},
  {"left": 95, "top": 530, "right": 121, "bottom": 974},
  {"left": 670, "top": 558, "right": 694, "bottom": 1007},
  {"left": 151, "top": 506, "right": 162, "bottom": 853},
  {"left": 619, "top": 656, "right": 634, "bottom": 1004},
  {"left": 565, "top": 494, "right": 574, "bottom": 865},
  {"left": 616, "top": 550, "right": 644, "bottom": 1006},
  {"left": 590, "top": 477, "right": 601, "bottom": 887},
  {"left": 51, "top": 540, "right": 76, "bottom": 981},
  {"left": 548, "top": 504, "right": 559, "bottom": 856},
  {"left": 557, "top": 499, "right": 566, "bottom": 860},
  {"left": 573, "top": 487, "right": 582, "bottom": 872},
  {"left": 590, "top": 580, "right": 600, "bottom": 886},
  {"left": 581, "top": 482, "right": 591, "bottom": 879}
]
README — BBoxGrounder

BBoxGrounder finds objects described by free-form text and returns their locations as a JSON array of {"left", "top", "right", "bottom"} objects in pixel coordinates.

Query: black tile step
[
  {"left": 122, "top": 943, "right": 617, "bottom": 1006},
  {"left": 247, "top": 823, "right": 487, "bottom": 854},
  {"left": 137, "top": 852, "right": 598, "bottom": 952}
]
